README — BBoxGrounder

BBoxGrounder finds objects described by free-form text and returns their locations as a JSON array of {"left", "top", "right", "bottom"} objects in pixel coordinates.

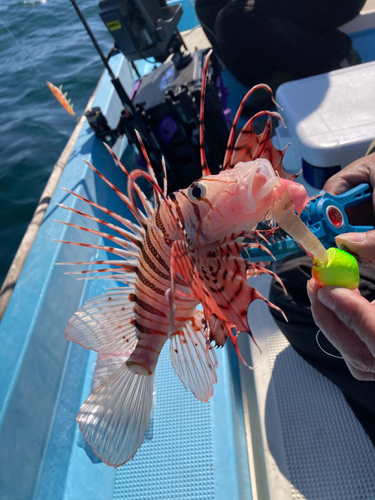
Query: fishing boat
[{"left": 1, "top": 1, "right": 375, "bottom": 499}]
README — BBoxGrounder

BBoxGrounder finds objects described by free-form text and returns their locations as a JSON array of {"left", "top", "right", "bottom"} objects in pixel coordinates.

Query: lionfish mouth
[{"left": 243, "top": 158, "right": 278, "bottom": 215}]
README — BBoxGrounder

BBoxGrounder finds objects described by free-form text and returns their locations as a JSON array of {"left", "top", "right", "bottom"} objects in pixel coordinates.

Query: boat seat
[
  {"left": 241, "top": 274, "right": 375, "bottom": 500},
  {"left": 181, "top": 26, "right": 211, "bottom": 52},
  {"left": 340, "top": 0, "right": 375, "bottom": 34}
]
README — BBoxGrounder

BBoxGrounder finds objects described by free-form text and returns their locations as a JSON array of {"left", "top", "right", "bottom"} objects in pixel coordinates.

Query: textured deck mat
[
  {"left": 113, "top": 338, "right": 251, "bottom": 500},
  {"left": 247, "top": 274, "right": 375, "bottom": 500},
  {"left": 113, "top": 344, "right": 215, "bottom": 500}
]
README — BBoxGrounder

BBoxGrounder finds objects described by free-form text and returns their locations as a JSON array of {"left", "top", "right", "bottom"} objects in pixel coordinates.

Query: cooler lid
[{"left": 276, "top": 61, "right": 375, "bottom": 167}]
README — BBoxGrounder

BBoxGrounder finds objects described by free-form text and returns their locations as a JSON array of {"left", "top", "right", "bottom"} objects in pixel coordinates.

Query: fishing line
[
  {"left": 0, "top": 17, "right": 47, "bottom": 82},
  {"left": 315, "top": 329, "right": 343, "bottom": 359},
  {"left": 0, "top": 16, "right": 83, "bottom": 115}
]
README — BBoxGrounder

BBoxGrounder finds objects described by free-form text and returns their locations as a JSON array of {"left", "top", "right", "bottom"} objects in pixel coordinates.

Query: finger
[
  {"left": 307, "top": 279, "right": 375, "bottom": 375},
  {"left": 308, "top": 283, "right": 374, "bottom": 366},
  {"left": 308, "top": 279, "right": 375, "bottom": 379},
  {"left": 318, "top": 286, "right": 375, "bottom": 356},
  {"left": 335, "top": 230, "right": 375, "bottom": 263},
  {"left": 345, "top": 360, "right": 375, "bottom": 381},
  {"left": 323, "top": 153, "right": 375, "bottom": 203}
]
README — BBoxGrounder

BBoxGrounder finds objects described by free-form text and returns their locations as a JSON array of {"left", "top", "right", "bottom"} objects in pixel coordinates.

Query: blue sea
[{"left": 0, "top": 0, "right": 113, "bottom": 286}]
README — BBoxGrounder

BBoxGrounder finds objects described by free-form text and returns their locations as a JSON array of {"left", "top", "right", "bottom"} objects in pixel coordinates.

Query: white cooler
[{"left": 275, "top": 61, "right": 375, "bottom": 188}]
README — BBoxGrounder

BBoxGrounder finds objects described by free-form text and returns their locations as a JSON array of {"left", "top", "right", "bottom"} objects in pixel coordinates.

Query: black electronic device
[
  {"left": 76, "top": 0, "right": 231, "bottom": 192},
  {"left": 99, "top": 0, "right": 183, "bottom": 62},
  {"left": 84, "top": 107, "right": 118, "bottom": 147},
  {"left": 130, "top": 49, "right": 230, "bottom": 190}
]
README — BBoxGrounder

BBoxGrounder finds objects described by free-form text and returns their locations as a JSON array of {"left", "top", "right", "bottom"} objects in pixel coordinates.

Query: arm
[{"left": 307, "top": 155, "right": 375, "bottom": 380}]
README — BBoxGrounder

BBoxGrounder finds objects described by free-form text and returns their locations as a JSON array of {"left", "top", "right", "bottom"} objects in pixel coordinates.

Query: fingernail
[
  {"left": 317, "top": 288, "right": 335, "bottom": 310},
  {"left": 336, "top": 232, "right": 365, "bottom": 244},
  {"left": 306, "top": 281, "right": 313, "bottom": 301}
]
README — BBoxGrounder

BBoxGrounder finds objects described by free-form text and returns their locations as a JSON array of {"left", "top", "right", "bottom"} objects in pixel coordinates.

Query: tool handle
[
  {"left": 248, "top": 183, "right": 375, "bottom": 262},
  {"left": 307, "top": 183, "right": 374, "bottom": 247}
]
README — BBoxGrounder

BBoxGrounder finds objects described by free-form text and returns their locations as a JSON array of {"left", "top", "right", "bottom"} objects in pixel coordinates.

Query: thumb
[
  {"left": 318, "top": 286, "right": 375, "bottom": 346},
  {"left": 335, "top": 230, "right": 375, "bottom": 263}
]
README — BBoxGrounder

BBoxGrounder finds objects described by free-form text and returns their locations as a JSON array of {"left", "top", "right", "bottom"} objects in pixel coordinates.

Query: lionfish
[{"left": 56, "top": 51, "right": 307, "bottom": 467}]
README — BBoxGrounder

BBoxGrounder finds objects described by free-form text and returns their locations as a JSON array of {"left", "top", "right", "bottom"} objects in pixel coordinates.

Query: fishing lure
[
  {"left": 56, "top": 52, "right": 308, "bottom": 467},
  {"left": 47, "top": 81, "right": 75, "bottom": 116}
]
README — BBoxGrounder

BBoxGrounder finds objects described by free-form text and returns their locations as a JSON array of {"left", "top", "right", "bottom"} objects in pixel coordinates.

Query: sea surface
[{"left": 0, "top": 0, "right": 113, "bottom": 287}]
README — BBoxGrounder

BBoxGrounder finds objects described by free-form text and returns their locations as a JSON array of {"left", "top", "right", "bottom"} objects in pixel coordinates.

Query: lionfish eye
[{"left": 187, "top": 182, "right": 206, "bottom": 201}]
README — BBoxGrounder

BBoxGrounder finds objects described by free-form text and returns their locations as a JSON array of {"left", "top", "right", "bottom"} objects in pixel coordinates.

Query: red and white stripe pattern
[{"left": 55, "top": 50, "right": 304, "bottom": 467}]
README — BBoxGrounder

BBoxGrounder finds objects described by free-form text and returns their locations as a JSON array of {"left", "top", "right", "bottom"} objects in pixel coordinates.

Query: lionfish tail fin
[
  {"left": 170, "top": 309, "right": 218, "bottom": 402},
  {"left": 66, "top": 289, "right": 138, "bottom": 355},
  {"left": 77, "top": 363, "right": 154, "bottom": 468}
]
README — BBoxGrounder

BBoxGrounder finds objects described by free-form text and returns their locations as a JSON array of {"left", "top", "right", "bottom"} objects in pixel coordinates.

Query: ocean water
[{"left": 0, "top": 0, "right": 113, "bottom": 287}]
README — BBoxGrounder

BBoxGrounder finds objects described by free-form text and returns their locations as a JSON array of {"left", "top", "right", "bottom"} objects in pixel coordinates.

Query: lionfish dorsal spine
[
  {"left": 222, "top": 83, "right": 274, "bottom": 170},
  {"left": 199, "top": 49, "right": 213, "bottom": 177},
  {"left": 103, "top": 142, "right": 155, "bottom": 216},
  {"left": 60, "top": 187, "right": 144, "bottom": 238}
]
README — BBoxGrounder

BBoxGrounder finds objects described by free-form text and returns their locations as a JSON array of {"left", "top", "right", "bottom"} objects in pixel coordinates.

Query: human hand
[
  {"left": 323, "top": 152, "right": 375, "bottom": 203},
  {"left": 307, "top": 228, "right": 375, "bottom": 381},
  {"left": 307, "top": 154, "right": 375, "bottom": 380},
  {"left": 323, "top": 153, "right": 375, "bottom": 226}
]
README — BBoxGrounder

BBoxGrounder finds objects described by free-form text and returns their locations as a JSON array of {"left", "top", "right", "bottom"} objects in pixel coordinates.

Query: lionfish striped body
[{"left": 57, "top": 51, "right": 305, "bottom": 467}]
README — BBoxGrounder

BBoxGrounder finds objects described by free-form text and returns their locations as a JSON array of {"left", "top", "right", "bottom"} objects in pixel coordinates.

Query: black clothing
[{"left": 195, "top": 0, "right": 366, "bottom": 89}]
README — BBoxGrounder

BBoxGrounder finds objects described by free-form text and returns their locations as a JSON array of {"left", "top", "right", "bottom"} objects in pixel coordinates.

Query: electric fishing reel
[{"left": 79, "top": 0, "right": 230, "bottom": 192}]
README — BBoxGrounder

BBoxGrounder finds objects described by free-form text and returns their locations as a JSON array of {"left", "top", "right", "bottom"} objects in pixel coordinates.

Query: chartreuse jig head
[
  {"left": 272, "top": 190, "right": 360, "bottom": 290},
  {"left": 312, "top": 247, "right": 359, "bottom": 290}
]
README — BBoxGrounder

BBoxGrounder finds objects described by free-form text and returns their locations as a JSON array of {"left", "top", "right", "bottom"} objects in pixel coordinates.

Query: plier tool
[{"left": 248, "top": 183, "right": 375, "bottom": 262}]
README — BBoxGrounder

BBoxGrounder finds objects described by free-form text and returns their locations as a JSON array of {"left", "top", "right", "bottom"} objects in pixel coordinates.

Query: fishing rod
[
  {"left": 68, "top": 0, "right": 136, "bottom": 115},
  {"left": 68, "top": 0, "right": 180, "bottom": 190},
  {"left": 68, "top": 0, "right": 164, "bottom": 162}
]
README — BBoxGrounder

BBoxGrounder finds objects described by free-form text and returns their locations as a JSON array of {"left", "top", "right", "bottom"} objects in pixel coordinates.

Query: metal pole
[
  {"left": 69, "top": 0, "right": 116, "bottom": 79},
  {"left": 68, "top": 0, "right": 136, "bottom": 113}
]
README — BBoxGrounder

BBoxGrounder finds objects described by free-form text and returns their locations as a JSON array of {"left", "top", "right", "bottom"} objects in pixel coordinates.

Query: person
[
  {"left": 195, "top": 0, "right": 365, "bottom": 93},
  {"left": 269, "top": 153, "right": 375, "bottom": 443}
]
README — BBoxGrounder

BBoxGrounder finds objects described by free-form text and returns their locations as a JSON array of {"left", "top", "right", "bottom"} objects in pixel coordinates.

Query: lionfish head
[{"left": 177, "top": 157, "right": 279, "bottom": 247}]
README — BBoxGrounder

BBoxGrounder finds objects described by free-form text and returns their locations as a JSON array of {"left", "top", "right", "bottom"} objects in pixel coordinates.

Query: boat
[{"left": 1, "top": 1, "right": 375, "bottom": 499}]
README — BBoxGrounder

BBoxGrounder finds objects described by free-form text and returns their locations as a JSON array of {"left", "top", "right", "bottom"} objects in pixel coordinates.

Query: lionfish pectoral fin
[
  {"left": 227, "top": 326, "right": 256, "bottom": 368},
  {"left": 208, "top": 314, "right": 228, "bottom": 347},
  {"left": 199, "top": 254, "right": 271, "bottom": 350},
  {"left": 165, "top": 288, "right": 175, "bottom": 338},
  {"left": 167, "top": 240, "right": 198, "bottom": 337},
  {"left": 170, "top": 310, "right": 218, "bottom": 402},
  {"left": 171, "top": 240, "right": 198, "bottom": 291},
  {"left": 65, "top": 289, "right": 138, "bottom": 355},
  {"left": 77, "top": 363, "right": 154, "bottom": 467},
  {"left": 165, "top": 285, "right": 195, "bottom": 338},
  {"left": 253, "top": 289, "right": 288, "bottom": 323},
  {"left": 246, "top": 262, "right": 287, "bottom": 295}
]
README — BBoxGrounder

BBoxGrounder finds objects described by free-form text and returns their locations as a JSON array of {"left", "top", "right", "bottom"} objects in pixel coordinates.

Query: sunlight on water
[
  {"left": 23, "top": 0, "right": 47, "bottom": 5},
  {"left": 0, "top": 0, "right": 113, "bottom": 286}
]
